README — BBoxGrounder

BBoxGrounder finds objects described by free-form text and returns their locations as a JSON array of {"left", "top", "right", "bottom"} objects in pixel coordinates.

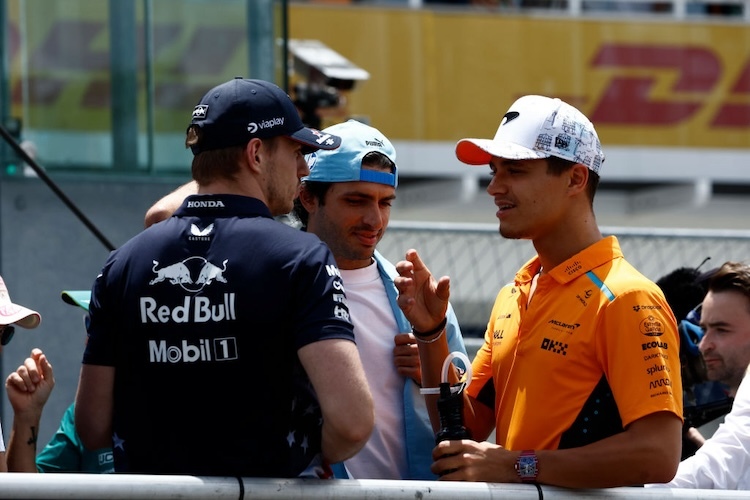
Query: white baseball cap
[
  {"left": 0, "top": 276, "right": 41, "bottom": 328},
  {"left": 455, "top": 95, "right": 605, "bottom": 174}
]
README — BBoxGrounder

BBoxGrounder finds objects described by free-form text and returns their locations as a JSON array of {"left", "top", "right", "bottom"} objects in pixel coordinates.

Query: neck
[{"left": 533, "top": 209, "right": 602, "bottom": 273}]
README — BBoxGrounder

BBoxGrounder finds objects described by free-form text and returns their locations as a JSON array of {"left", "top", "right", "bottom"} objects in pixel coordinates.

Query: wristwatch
[{"left": 514, "top": 450, "right": 539, "bottom": 483}]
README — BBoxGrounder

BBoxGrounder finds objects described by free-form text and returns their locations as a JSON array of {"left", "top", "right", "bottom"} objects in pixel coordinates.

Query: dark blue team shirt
[{"left": 83, "top": 194, "right": 354, "bottom": 477}]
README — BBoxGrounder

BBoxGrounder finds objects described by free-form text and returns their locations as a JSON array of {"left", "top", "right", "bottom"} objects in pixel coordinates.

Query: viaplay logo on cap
[{"left": 247, "top": 117, "right": 285, "bottom": 135}]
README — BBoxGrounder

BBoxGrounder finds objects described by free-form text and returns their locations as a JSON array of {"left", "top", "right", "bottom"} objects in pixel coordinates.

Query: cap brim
[
  {"left": 289, "top": 127, "right": 341, "bottom": 152},
  {"left": 61, "top": 290, "right": 91, "bottom": 312},
  {"left": 0, "top": 304, "right": 41, "bottom": 329},
  {"left": 455, "top": 138, "right": 550, "bottom": 165}
]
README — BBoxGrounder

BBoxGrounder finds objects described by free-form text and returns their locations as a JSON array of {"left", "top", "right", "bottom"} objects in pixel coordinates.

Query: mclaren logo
[
  {"left": 500, "top": 111, "right": 520, "bottom": 126},
  {"left": 548, "top": 319, "right": 580, "bottom": 331}
]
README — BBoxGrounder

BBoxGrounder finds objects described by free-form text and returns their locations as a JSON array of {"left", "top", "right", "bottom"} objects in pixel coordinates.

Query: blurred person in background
[
  {"left": 16, "top": 290, "right": 114, "bottom": 473},
  {"left": 647, "top": 261, "right": 750, "bottom": 489},
  {"left": 0, "top": 276, "right": 50, "bottom": 473}
]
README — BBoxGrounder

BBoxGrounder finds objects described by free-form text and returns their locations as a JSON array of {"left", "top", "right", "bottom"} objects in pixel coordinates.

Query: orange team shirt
[{"left": 466, "top": 236, "right": 683, "bottom": 451}]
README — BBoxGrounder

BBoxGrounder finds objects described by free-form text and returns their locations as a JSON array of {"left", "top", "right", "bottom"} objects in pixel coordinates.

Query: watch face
[
  {"left": 517, "top": 455, "right": 538, "bottom": 480},
  {"left": 520, "top": 457, "right": 536, "bottom": 474}
]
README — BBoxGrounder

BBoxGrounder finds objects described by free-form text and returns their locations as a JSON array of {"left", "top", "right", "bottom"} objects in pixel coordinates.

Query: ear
[
  {"left": 244, "top": 138, "right": 264, "bottom": 174},
  {"left": 567, "top": 163, "right": 589, "bottom": 196},
  {"left": 298, "top": 184, "right": 318, "bottom": 213}
]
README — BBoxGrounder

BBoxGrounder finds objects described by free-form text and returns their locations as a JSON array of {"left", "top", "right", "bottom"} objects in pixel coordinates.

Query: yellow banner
[
  {"left": 290, "top": 5, "right": 750, "bottom": 148},
  {"left": 7, "top": 2, "right": 750, "bottom": 149}
]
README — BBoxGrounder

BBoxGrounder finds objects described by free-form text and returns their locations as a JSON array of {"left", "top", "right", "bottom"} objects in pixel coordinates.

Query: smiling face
[
  {"left": 486, "top": 157, "right": 572, "bottom": 241},
  {"left": 699, "top": 289, "right": 750, "bottom": 393},
  {"left": 304, "top": 179, "right": 395, "bottom": 270}
]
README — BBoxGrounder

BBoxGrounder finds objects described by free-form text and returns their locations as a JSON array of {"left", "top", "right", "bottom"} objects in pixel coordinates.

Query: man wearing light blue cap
[{"left": 293, "top": 119, "right": 467, "bottom": 480}]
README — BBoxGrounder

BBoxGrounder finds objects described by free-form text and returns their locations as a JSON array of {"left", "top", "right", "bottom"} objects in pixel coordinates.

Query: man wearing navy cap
[
  {"left": 293, "top": 119, "right": 466, "bottom": 479},
  {"left": 76, "top": 78, "right": 374, "bottom": 477}
]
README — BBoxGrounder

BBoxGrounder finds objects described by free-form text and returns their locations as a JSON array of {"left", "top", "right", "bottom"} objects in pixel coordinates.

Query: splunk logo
[{"left": 149, "top": 337, "right": 238, "bottom": 363}]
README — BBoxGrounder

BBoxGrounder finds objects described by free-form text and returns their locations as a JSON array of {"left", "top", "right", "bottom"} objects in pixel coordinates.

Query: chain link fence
[{"left": 379, "top": 221, "right": 750, "bottom": 335}]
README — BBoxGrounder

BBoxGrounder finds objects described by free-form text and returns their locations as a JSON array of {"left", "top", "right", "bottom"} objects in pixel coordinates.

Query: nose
[
  {"left": 698, "top": 332, "right": 713, "bottom": 355},
  {"left": 487, "top": 172, "right": 506, "bottom": 196},
  {"left": 298, "top": 156, "right": 310, "bottom": 178},
  {"left": 362, "top": 203, "right": 385, "bottom": 230}
]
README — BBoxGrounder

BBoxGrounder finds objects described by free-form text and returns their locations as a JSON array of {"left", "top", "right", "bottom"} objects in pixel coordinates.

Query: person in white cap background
[
  {"left": 292, "top": 119, "right": 467, "bottom": 480},
  {"left": 9, "top": 290, "right": 114, "bottom": 474},
  {"left": 393, "top": 95, "right": 683, "bottom": 487},
  {"left": 76, "top": 78, "right": 373, "bottom": 477},
  {"left": 0, "top": 276, "right": 54, "bottom": 472}
]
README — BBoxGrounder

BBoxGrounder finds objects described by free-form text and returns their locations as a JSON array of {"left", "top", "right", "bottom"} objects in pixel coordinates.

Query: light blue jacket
[{"left": 332, "top": 251, "right": 467, "bottom": 480}]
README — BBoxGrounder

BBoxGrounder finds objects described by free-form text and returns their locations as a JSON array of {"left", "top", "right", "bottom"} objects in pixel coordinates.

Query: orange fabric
[{"left": 467, "top": 236, "right": 683, "bottom": 450}]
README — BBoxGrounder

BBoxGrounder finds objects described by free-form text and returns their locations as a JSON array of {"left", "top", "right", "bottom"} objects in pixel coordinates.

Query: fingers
[
  {"left": 6, "top": 350, "right": 53, "bottom": 393},
  {"left": 393, "top": 332, "right": 416, "bottom": 347},
  {"left": 435, "top": 275, "right": 451, "bottom": 302},
  {"left": 39, "top": 353, "right": 55, "bottom": 389}
]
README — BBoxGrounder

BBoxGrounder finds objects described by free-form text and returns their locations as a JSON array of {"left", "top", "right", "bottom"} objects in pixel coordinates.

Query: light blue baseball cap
[{"left": 305, "top": 119, "right": 397, "bottom": 187}]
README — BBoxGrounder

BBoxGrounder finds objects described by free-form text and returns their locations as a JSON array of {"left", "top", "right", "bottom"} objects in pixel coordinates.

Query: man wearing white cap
[
  {"left": 393, "top": 95, "right": 683, "bottom": 487},
  {"left": 0, "top": 276, "right": 53, "bottom": 473}
]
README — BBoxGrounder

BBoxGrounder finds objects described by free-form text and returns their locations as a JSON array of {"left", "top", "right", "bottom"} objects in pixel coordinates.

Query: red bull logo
[{"left": 149, "top": 257, "right": 229, "bottom": 292}]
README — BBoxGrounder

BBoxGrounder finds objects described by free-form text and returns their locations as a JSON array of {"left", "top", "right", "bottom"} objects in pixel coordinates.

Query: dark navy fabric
[{"left": 83, "top": 194, "right": 354, "bottom": 477}]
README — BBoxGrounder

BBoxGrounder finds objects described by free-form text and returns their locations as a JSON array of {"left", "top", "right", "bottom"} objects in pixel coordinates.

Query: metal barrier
[
  {"left": 379, "top": 221, "right": 750, "bottom": 331},
  {"left": 1, "top": 474, "right": 749, "bottom": 500}
]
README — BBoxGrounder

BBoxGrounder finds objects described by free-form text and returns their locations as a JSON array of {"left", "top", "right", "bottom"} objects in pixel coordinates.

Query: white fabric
[
  {"left": 0, "top": 420, "right": 5, "bottom": 453},
  {"left": 647, "top": 366, "right": 750, "bottom": 489},
  {"left": 340, "top": 262, "right": 408, "bottom": 479}
]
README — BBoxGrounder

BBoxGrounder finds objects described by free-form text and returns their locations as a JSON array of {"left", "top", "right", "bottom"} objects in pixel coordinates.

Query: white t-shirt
[
  {"left": 0, "top": 420, "right": 5, "bottom": 453},
  {"left": 647, "top": 365, "right": 750, "bottom": 490},
  {"left": 340, "top": 261, "right": 408, "bottom": 479}
]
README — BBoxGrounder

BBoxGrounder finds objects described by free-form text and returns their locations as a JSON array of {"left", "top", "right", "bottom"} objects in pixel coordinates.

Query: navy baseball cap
[
  {"left": 305, "top": 119, "right": 397, "bottom": 187},
  {"left": 188, "top": 77, "right": 342, "bottom": 155}
]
